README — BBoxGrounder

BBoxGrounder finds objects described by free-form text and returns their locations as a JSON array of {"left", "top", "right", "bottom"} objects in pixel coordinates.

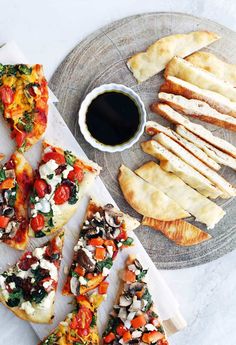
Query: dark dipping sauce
[{"left": 85, "top": 91, "right": 140, "bottom": 146}]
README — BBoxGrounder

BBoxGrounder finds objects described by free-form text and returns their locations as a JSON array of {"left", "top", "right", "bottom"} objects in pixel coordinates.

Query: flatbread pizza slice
[
  {"left": 103, "top": 256, "right": 169, "bottom": 345},
  {"left": 118, "top": 165, "right": 190, "bottom": 220},
  {"left": 39, "top": 295, "right": 99, "bottom": 345},
  {"left": 0, "top": 230, "right": 64, "bottom": 324},
  {"left": 63, "top": 198, "right": 139, "bottom": 298},
  {"left": 29, "top": 142, "right": 101, "bottom": 237},
  {"left": 0, "top": 64, "right": 49, "bottom": 152},
  {"left": 0, "top": 151, "right": 33, "bottom": 250}
]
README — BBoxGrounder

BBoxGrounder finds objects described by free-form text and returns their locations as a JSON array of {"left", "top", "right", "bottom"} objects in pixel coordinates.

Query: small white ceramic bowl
[{"left": 78, "top": 83, "right": 146, "bottom": 153}]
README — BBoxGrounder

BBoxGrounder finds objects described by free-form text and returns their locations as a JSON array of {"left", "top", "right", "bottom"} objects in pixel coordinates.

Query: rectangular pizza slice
[
  {"left": 0, "top": 151, "right": 33, "bottom": 250},
  {"left": 103, "top": 256, "right": 168, "bottom": 345},
  {"left": 29, "top": 142, "right": 101, "bottom": 237},
  {"left": 0, "top": 230, "right": 64, "bottom": 323},
  {"left": 62, "top": 199, "right": 140, "bottom": 299},
  {"left": 0, "top": 64, "right": 49, "bottom": 151}
]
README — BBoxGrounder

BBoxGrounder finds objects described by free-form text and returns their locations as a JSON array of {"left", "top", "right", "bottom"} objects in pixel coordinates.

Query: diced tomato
[
  {"left": 131, "top": 314, "right": 147, "bottom": 329},
  {"left": 122, "top": 331, "right": 132, "bottom": 343},
  {"left": 98, "top": 281, "right": 109, "bottom": 295},
  {"left": 122, "top": 269, "right": 136, "bottom": 283},
  {"left": 11, "top": 129, "right": 26, "bottom": 148},
  {"left": 74, "top": 265, "right": 86, "bottom": 277},
  {"left": 43, "top": 151, "right": 65, "bottom": 165},
  {"left": 0, "top": 178, "right": 15, "bottom": 189},
  {"left": 0, "top": 86, "right": 14, "bottom": 105},
  {"left": 34, "top": 179, "right": 48, "bottom": 198},
  {"left": 142, "top": 331, "right": 164, "bottom": 344},
  {"left": 0, "top": 216, "right": 10, "bottom": 228},
  {"left": 95, "top": 247, "right": 106, "bottom": 260},
  {"left": 104, "top": 332, "right": 116, "bottom": 343},
  {"left": 53, "top": 184, "right": 70, "bottom": 205},
  {"left": 18, "top": 251, "right": 38, "bottom": 271},
  {"left": 88, "top": 237, "right": 104, "bottom": 246},
  {"left": 70, "top": 306, "right": 92, "bottom": 331},
  {"left": 31, "top": 214, "right": 45, "bottom": 232},
  {"left": 85, "top": 273, "right": 94, "bottom": 280},
  {"left": 68, "top": 166, "right": 84, "bottom": 183},
  {"left": 116, "top": 228, "right": 127, "bottom": 241},
  {"left": 116, "top": 324, "right": 127, "bottom": 337}
]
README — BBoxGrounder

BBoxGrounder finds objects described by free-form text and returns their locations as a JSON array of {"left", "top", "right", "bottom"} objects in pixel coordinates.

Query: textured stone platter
[{"left": 50, "top": 12, "right": 236, "bottom": 269}]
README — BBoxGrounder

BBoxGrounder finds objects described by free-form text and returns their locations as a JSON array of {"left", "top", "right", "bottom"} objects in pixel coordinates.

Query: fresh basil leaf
[
  {"left": 122, "top": 237, "right": 134, "bottom": 246},
  {"left": 103, "top": 316, "right": 119, "bottom": 336},
  {"left": 90, "top": 314, "right": 97, "bottom": 328},
  {"left": 47, "top": 174, "right": 54, "bottom": 180},
  {"left": 142, "top": 288, "right": 153, "bottom": 312},
  {"left": 35, "top": 230, "right": 46, "bottom": 238},
  {"left": 47, "top": 218, "right": 54, "bottom": 227},
  {"left": 137, "top": 269, "right": 148, "bottom": 282},
  {"left": 18, "top": 112, "right": 34, "bottom": 133},
  {"left": 64, "top": 150, "right": 76, "bottom": 166},
  {"left": 41, "top": 334, "right": 59, "bottom": 345},
  {"left": 71, "top": 270, "right": 80, "bottom": 278},
  {"left": 0, "top": 168, "right": 6, "bottom": 182},
  {"left": 7, "top": 288, "right": 23, "bottom": 307},
  {"left": 8, "top": 186, "right": 17, "bottom": 207},
  {"left": 18, "top": 64, "right": 32, "bottom": 75},
  {"left": 0, "top": 64, "right": 5, "bottom": 77},
  {"left": 6, "top": 65, "right": 18, "bottom": 76},
  {"left": 31, "top": 287, "right": 47, "bottom": 304},
  {"left": 96, "top": 257, "right": 113, "bottom": 273},
  {"left": 68, "top": 183, "right": 79, "bottom": 205}
]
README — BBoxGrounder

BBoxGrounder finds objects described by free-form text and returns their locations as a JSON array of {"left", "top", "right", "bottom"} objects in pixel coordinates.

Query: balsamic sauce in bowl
[{"left": 78, "top": 84, "right": 146, "bottom": 152}]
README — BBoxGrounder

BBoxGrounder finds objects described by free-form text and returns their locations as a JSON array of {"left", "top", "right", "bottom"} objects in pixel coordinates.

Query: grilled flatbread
[
  {"left": 136, "top": 162, "right": 225, "bottom": 229},
  {"left": 160, "top": 75, "right": 236, "bottom": 117},
  {"left": 158, "top": 92, "right": 236, "bottom": 131},
  {"left": 155, "top": 132, "right": 236, "bottom": 197},
  {"left": 141, "top": 140, "right": 222, "bottom": 199},
  {"left": 176, "top": 125, "right": 236, "bottom": 170},
  {"left": 186, "top": 51, "right": 236, "bottom": 86},
  {"left": 165, "top": 56, "right": 236, "bottom": 102},
  {"left": 118, "top": 165, "right": 189, "bottom": 220},
  {"left": 127, "top": 31, "right": 219, "bottom": 83},
  {"left": 151, "top": 103, "right": 236, "bottom": 158},
  {"left": 146, "top": 120, "right": 220, "bottom": 171},
  {"left": 142, "top": 217, "right": 211, "bottom": 246}
]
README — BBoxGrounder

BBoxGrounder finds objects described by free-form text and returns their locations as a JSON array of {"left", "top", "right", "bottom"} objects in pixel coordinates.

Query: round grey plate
[{"left": 50, "top": 12, "right": 236, "bottom": 269}]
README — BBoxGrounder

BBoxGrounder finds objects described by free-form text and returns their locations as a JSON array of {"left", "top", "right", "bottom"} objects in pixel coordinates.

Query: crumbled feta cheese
[
  {"left": 26, "top": 255, "right": 32, "bottom": 259},
  {"left": 102, "top": 267, "right": 110, "bottom": 277},
  {"left": 43, "top": 147, "right": 53, "bottom": 154},
  {"left": 21, "top": 301, "right": 35, "bottom": 315},
  {"left": 62, "top": 165, "right": 73, "bottom": 178},
  {"left": 145, "top": 323, "right": 157, "bottom": 331},
  {"left": 129, "top": 296, "right": 142, "bottom": 312},
  {"left": 31, "top": 262, "right": 39, "bottom": 270},
  {"left": 119, "top": 339, "right": 124, "bottom": 345},
  {"left": 132, "top": 330, "right": 142, "bottom": 339},
  {"left": 39, "top": 160, "right": 59, "bottom": 179},
  {"left": 9, "top": 282, "right": 16, "bottom": 290},
  {"left": 17, "top": 270, "right": 29, "bottom": 279},
  {"left": 79, "top": 276, "right": 88, "bottom": 286},
  {"left": 128, "top": 264, "right": 136, "bottom": 272},
  {"left": 135, "top": 269, "right": 140, "bottom": 275},
  {"left": 31, "top": 278, "right": 35, "bottom": 284},
  {"left": 43, "top": 280, "right": 53, "bottom": 289},
  {"left": 106, "top": 246, "right": 113, "bottom": 257},
  {"left": 127, "top": 311, "right": 136, "bottom": 320},
  {"left": 124, "top": 320, "right": 131, "bottom": 329},
  {"left": 33, "top": 247, "right": 46, "bottom": 260},
  {"left": 40, "top": 259, "right": 58, "bottom": 280},
  {"left": 117, "top": 242, "right": 122, "bottom": 248},
  {"left": 118, "top": 307, "right": 127, "bottom": 322},
  {"left": 38, "top": 291, "right": 55, "bottom": 310},
  {"left": 35, "top": 197, "right": 39, "bottom": 202},
  {"left": 85, "top": 220, "right": 89, "bottom": 225},
  {"left": 52, "top": 204, "right": 62, "bottom": 218},
  {"left": 35, "top": 198, "right": 51, "bottom": 214}
]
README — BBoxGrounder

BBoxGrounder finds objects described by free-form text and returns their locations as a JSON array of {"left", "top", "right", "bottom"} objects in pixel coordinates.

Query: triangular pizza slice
[
  {"left": 0, "top": 64, "right": 49, "bottom": 152},
  {"left": 0, "top": 151, "right": 33, "bottom": 250},
  {"left": 0, "top": 230, "right": 64, "bottom": 323},
  {"left": 39, "top": 295, "right": 99, "bottom": 345},
  {"left": 102, "top": 256, "right": 169, "bottom": 345},
  {"left": 29, "top": 142, "right": 101, "bottom": 237},
  {"left": 62, "top": 199, "right": 140, "bottom": 298}
]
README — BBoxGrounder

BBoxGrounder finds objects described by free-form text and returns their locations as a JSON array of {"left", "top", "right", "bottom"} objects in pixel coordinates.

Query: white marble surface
[{"left": 0, "top": 1, "right": 236, "bottom": 344}]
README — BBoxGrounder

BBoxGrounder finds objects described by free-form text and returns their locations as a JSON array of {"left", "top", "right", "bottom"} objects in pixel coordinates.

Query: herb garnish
[
  {"left": 96, "top": 257, "right": 113, "bottom": 272},
  {"left": 64, "top": 150, "right": 76, "bottom": 166}
]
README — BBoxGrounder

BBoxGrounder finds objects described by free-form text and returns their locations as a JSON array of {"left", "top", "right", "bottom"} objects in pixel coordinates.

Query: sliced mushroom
[
  {"left": 105, "top": 210, "right": 122, "bottom": 228},
  {"left": 3, "top": 207, "right": 15, "bottom": 217},
  {"left": 5, "top": 221, "right": 19, "bottom": 238},
  {"left": 134, "top": 259, "right": 143, "bottom": 271},
  {"left": 119, "top": 295, "right": 132, "bottom": 307},
  {"left": 84, "top": 226, "right": 103, "bottom": 239},
  {"left": 70, "top": 276, "right": 80, "bottom": 295},
  {"left": 76, "top": 248, "right": 95, "bottom": 272},
  {"left": 0, "top": 193, "right": 4, "bottom": 205}
]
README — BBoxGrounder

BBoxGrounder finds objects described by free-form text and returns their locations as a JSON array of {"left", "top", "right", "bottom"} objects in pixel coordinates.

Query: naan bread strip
[
  {"left": 146, "top": 120, "right": 220, "bottom": 171},
  {"left": 142, "top": 217, "right": 211, "bottom": 246},
  {"left": 159, "top": 92, "right": 236, "bottom": 131},
  {"left": 118, "top": 165, "right": 189, "bottom": 220},
  {"left": 151, "top": 103, "right": 236, "bottom": 158},
  {"left": 127, "top": 31, "right": 219, "bottom": 83},
  {"left": 176, "top": 125, "right": 236, "bottom": 170},
  {"left": 165, "top": 56, "right": 236, "bottom": 102},
  {"left": 160, "top": 75, "right": 236, "bottom": 117},
  {"left": 186, "top": 51, "right": 236, "bottom": 86},
  {"left": 155, "top": 132, "right": 236, "bottom": 197},
  {"left": 141, "top": 140, "right": 222, "bottom": 199},
  {"left": 136, "top": 162, "right": 225, "bottom": 229}
]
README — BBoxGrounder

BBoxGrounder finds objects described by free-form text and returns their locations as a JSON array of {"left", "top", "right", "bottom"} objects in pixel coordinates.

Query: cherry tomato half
[
  {"left": 34, "top": 179, "right": 48, "bottom": 198},
  {"left": 11, "top": 129, "right": 26, "bottom": 148},
  {"left": 0, "top": 86, "right": 14, "bottom": 105},
  {"left": 31, "top": 214, "right": 45, "bottom": 232},
  {"left": 68, "top": 166, "right": 84, "bottom": 183},
  {"left": 53, "top": 185, "right": 70, "bottom": 205},
  {"left": 70, "top": 306, "right": 92, "bottom": 331},
  {"left": 0, "top": 216, "right": 10, "bottom": 229},
  {"left": 43, "top": 152, "right": 65, "bottom": 165}
]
